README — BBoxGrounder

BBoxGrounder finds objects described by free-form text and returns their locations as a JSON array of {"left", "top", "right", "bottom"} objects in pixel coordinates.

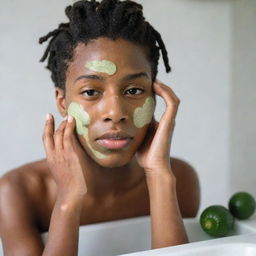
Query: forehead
[{"left": 67, "top": 37, "right": 152, "bottom": 79}]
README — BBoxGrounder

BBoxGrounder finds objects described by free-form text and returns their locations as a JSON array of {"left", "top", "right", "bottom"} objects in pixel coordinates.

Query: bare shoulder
[
  {"left": 170, "top": 157, "right": 201, "bottom": 217},
  {"left": 0, "top": 158, "right": 49, "bottom": 195},
  {"left": 0, "top": 160, "right": 49, "bottom": 254},
  {"left": 0, "top": 159, "right": 50, "bottom": 218}
]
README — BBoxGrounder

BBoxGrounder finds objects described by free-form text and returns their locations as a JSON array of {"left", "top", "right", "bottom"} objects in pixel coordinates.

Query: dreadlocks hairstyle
[{"left": 39, "top": 0, "right": 171, "bottom": 91}]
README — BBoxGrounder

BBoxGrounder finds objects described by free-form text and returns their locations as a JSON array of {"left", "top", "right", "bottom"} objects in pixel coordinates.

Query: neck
[{"left": 83, "top": 155, "right": 145, "bottom": 200}]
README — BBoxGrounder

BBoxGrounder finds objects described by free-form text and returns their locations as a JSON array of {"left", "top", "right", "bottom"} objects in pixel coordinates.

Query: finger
[
  {"left": 42, "top": 113, "right": 55, "bottom": 156},
  {"left": 54, "top": 116, "right": 68, "bottom": 151},
  {"left": 153, "top": 80, "right": 180, "bottom": 127},
  {"left": 149, "top": 81, "right": 179, "bottom": 151},
  {"left": 154, "top": 79, "right": 180, "bottom": 104},
  {"left": 63, "top": 115, "right": 76, "bottom": 151}
]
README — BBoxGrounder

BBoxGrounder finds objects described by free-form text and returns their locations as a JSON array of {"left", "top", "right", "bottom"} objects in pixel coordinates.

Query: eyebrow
[{"left": 74, "top": 72, "right": 149, "bottom": 84}]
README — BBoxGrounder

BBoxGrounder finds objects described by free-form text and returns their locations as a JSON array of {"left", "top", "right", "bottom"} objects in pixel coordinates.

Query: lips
[
  {"left": 95, "top": 130, "right": 133, "bottom": 150},
  {"left": 96, "top": 130, "right": 133, "bottom": 140},
  {"left": 96, "top": 138, "right": 132, "bottom": 149}
]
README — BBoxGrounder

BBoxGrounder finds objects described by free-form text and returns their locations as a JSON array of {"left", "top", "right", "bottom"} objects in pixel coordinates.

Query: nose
[{"left": 100, "top": 95, "right": 129, "bottom": 124}]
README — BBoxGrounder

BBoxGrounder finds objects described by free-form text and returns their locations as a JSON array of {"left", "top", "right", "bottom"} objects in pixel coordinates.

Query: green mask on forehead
[{"left": 85, "top": 60, "right": 117, "bottom": 75}]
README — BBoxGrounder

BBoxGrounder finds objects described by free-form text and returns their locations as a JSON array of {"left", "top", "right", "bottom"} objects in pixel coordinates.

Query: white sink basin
[
  {"left": 1, "top": 214, "right": 255, "bottom": 256},
  {"left": 48, "top": 214, "right": 256, "bottom": 256},
  {"left": 180, "top": 243, "right": 256, "bottom": 256},
  {"left": 118, "top": 215, "right": 256, "bottom": 256},
  {"left": 119, "top": 235, "right": 256, "bottom": 256}
]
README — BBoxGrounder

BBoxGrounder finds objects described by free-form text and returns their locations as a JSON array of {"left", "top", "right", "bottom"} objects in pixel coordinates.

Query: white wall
[
  {"left": 0, "top": 0, "right": 254, "bottom": 215},
  {"left": 229, "top": 0, "right": 256, "bottom": 198}
]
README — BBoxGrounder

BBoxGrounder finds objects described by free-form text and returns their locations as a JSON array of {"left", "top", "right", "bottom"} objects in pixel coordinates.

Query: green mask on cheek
[
  {"left": 67, "top": 101, "right": 108, "bottom": 159},
  {"left": 133, "top": 96, "right": 156, "bottom": 128}
]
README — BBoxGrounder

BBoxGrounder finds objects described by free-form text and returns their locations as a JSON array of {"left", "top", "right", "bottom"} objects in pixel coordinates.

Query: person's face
[{"left": 56, "top": 37, "right": 156, "bottom": 168}]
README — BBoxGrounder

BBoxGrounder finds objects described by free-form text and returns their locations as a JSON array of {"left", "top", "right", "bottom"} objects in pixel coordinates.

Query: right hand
[{"left": 42, "top": 114, "right": 89, "bottom": 197}]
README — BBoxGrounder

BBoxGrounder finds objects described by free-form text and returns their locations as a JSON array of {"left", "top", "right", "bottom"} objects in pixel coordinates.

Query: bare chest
[{"left": 36, "top": 178, "right": 150, "bottom": 233}]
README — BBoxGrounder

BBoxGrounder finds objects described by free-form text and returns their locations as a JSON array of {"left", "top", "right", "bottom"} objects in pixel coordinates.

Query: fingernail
[
  {"left": 46, "top": 113, "right": 51, "bottom": 121},
  {"left": 68, "top": 115, "right": 74, "bottom": 123},
  {"left": 64, "top": 115, "right": 68, "bottom": 120}
]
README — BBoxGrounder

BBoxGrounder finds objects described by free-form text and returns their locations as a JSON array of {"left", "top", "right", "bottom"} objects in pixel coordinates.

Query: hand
[
  {"left": 136, "top": 79, "right": 180, "bottom": 177},
  {"left": 42, "top": 114, "right": 89, "bottom": 197}
]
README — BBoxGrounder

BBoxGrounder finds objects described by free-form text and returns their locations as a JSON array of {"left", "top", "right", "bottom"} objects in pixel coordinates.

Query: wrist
[
  {"left": 145, "top": 170, "right": 176, "bottom": 190},
  {"left": 56, "top": 190, "right": 85, "bottom": 213},
  {"left": 57, "top": 183, "right": 87, "bottom": 197},
  {"left": 145, "top": 167, "right": 176, "bottom": 183}
]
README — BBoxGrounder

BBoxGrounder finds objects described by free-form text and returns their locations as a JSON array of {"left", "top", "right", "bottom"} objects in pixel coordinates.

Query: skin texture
[
  {"left": 64, "top": 47, "right": 154, "bottom": 163},
  {"left": 55, "top": 38, "right": 155, "bottom": 196},
  {"left": 85, "top": 60, "right": 117, "bottom": 75},
  {"left": 67, "top": 94, "right": 156, "bottom": 159}
]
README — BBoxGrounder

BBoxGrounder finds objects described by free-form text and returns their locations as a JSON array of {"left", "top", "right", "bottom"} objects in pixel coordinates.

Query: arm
[
  {"left": 136, "top": 80, "right": 189, "bottom": 249},
  {"left": 41, "top": 113, "right": 89, "bottom": 256},
  {"left": 146, "top": 171, "right": 189, "bottom": 249},
  {"left": 0, "top": 173, "right": 84, "bottom": 256},
  {"left": 42, "top": 192, "right": 83, "bottom": 256},
  {"left": 0, "top": 114, "right": 90, "bottom": 255}
]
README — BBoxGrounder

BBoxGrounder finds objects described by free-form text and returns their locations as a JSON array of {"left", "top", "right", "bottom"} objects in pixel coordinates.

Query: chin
[{"left": 93, "top": 152, "right": 134, "bottom": 168}]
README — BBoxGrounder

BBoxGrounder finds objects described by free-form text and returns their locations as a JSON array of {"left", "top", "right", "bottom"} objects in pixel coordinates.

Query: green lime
[
  {"left": 200, "top": 205, "right": 235, "bottom": 237},
  {"left": 228, "top": 191, "right": 256, "bottom": 219}
]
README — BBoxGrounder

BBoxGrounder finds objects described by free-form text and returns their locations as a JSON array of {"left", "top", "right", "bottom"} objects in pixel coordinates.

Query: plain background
[{"left": 0, "top": 0, "right": 255, "bottom": 215}]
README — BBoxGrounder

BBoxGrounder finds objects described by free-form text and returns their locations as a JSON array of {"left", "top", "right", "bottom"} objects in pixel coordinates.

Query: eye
[
  {"left": 125, "top": 88, "right": 144, "bottom": 95},
  {"left": 82, "top": 89, "right": 99, "bottom": 97}
]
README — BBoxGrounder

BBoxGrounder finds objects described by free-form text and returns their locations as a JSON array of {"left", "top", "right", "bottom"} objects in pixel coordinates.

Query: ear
[{"left": 55, "top": 87, "right": 67, "bottom": 118}]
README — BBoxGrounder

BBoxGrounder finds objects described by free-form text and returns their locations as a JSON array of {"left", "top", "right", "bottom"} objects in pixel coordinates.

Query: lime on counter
[
  {"left": 228, "top": 191, "right": 256, "bottom": 220},
  {"left": 200, "top": 205, "right": 235, "bottom": 237}
]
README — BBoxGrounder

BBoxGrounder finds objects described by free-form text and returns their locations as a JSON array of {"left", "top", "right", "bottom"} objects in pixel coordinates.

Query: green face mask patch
[
  {"left": 67, "top": 101, "right": 108, "bottom": 159},
  {"left": 133, "top": 96, "right": 156, "bottom": 128},
  {"left": 85, "top": 60, "right": 117, "bottom": 75}
]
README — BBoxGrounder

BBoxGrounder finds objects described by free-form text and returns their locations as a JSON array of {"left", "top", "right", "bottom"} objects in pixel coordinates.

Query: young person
[{"left": 0, "top": 0, "right": 200, "bottom": 255}]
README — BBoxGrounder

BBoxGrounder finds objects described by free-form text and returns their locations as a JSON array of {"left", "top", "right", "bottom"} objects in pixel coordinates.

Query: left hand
[{"left": 135, "top": 79, "right": 180, "bottom": 177}]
